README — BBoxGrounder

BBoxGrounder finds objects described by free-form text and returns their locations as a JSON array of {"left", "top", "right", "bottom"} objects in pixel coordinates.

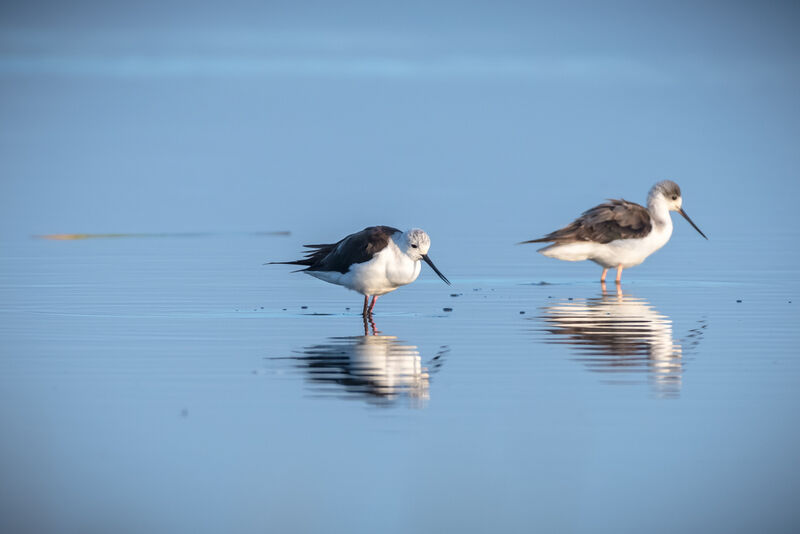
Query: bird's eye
[
  {"left": 411, "top": 244, "right": 418, "bottom": 248},
  {"left": 671, "top": 195, "right": 677, "bottom": 200}
]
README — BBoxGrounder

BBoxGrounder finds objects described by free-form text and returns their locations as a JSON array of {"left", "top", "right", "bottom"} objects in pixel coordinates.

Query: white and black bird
[
  {"left": 270, "top": 226, "right": 450, "bottom": 315},
  {"left": 521, "top": 181, "right": 707, "bottom": 283}
]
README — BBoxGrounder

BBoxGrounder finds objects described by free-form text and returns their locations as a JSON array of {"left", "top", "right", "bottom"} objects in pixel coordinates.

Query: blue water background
[{"left": 1, "top": 3, "right": 799, "bottom": 533}]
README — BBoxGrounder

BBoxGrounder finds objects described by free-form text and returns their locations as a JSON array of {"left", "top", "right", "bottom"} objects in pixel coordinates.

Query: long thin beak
[
  {"left": 422, "top": 254, "right": 451, "bottom": 285},
  {"left": 678, "top": 208, "right": 707, "bottom": 240}
]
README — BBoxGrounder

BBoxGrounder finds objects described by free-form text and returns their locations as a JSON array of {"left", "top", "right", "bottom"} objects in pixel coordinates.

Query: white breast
[
  {"left": 306, "top": 240, "right": 421, "bottom": 296},
  {"left": 593, "top": 223, "right": 673, "bottom": 268},
  {"left": 540, "top": 219, "right": 674, "bottom": 269}
]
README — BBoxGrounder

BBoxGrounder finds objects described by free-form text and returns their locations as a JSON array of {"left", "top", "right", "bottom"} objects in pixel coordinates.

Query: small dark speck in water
[
  {"left": 260, "top": 306, "right": 264, "bottom": 309},
  {"left": 443, "top": 307, "right": 453, "bottom": 312},
  {"left": 568, "top": 297, "right": 573, "bottom": 301},
  {"left": 737, "top": 299, "right": 742, "bottom": 303},
  {"left": 345, "top": 307, "right": 350, "bottom": 311},
  {"left": 282, "top": 308, "right": 287, "bottom": 311},
  {"left": 301, "top": 306, "right": 308, "bottom": 309},
  {"left": 548, "top": 296, "right": 552, "bottom": 299},
  {"left": 180, "top": 408, "right": 189, "bottom": 418},
  {"left": 519, "top": 311, "right": 525, "bottom": 314},
  {"left": 450, "top": 293, "right": 462, "bottom": 297}
]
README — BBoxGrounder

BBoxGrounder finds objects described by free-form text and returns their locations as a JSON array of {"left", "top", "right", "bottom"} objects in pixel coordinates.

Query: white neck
[{"left": 647, "top": 194, "right": 672, "bottom": 229}]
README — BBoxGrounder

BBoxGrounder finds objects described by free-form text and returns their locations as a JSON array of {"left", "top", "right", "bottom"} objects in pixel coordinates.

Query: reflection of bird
[
  {"left": 536, "top": 288, "right": 704, "bottom": 397},
  {"left": 269, "top": 226, "right": 450, "bottom": 316},
  {"left": 521, "top": 181, "right": 707, "bottom": 283},
  {"left": 277, "top": 323, "right": 447, "bottom": 406}
]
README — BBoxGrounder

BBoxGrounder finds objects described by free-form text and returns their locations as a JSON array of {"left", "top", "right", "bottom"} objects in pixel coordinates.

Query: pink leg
[
  {"left": 615, "top": 265, "right": 623, "bottom": 284},
  {"left": 600, "top": 268, "right": 608, "bottom": 282},
  {"left": 367, "top": 295, "right": 378, "bottom": 314},
  {"left": 365, "top": 314, "right": 378, "bottom": 335}
]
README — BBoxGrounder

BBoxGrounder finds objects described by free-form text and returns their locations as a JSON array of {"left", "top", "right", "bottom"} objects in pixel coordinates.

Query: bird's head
[
  {"left": 651, "top": 180, "right": 684, "bottom": 211},
  {"left": 649, "top": 180, "right": 707, "bottom": 239},
  {"left": 402, "top": 228, "right": 431, "bottom": 259},
  {"left": 401, "top": 228, "right": 450, "bottom": 285}
]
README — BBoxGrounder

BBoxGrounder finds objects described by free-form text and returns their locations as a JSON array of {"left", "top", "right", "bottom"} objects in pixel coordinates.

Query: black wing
[
  {"left": 521, "top": 199, "right": 652, "bottom": 245},
  {"left": 270, "top": 226, "right": 401, "bottom": 274}
]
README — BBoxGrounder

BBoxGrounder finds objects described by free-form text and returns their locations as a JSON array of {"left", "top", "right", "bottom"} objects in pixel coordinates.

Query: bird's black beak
[
  {"left": 422, "top": 254, "right": 450, "bottom": 285},
  {"left": 678, "top": 208, "right": 707, "bottom": 240}
]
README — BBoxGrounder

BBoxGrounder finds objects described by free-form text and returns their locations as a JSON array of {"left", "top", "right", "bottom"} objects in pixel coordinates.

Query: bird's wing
[
  {"left": 303, "top": 225, "right": 401, "bottom": 274},
  {"left": 523, "top": 199, "right": 652, "bottom": 244}
]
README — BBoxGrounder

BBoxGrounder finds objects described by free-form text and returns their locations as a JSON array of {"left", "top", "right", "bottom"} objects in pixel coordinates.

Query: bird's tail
[
  {"left": 265, "top": 260, "right": 305, "bottom": 266},
  {"left": 264, "top": 261, "right": 311, "bottom": 274},
  {"left": 265, "top": 243, "right": 336, "bottom": 271}
]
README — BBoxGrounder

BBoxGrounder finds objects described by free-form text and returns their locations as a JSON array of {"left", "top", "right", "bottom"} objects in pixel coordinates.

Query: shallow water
[
  {"left": 2, "top": 4, "right": 800, "bottom": 530},
  {"left": 1, "top": 232, "right": 798, "bottom": 533}
]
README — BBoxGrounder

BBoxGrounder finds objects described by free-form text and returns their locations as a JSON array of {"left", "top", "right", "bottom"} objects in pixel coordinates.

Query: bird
[
  {"left": 520, "top": 180, "right": 707, "bottom": 283},
  {"left": 269, "top": 226, "right": 450, "bottom": 316}
]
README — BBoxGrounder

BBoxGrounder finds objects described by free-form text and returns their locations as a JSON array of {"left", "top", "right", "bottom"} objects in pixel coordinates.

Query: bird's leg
[
  {"left": 600, "top": 268, "right": 608, "bottom": 282},
  {"left": 615, "top": 265, "right": 623, "bottom": 284},
  {"left": 361, "top": 313, "right": 378, "bottom": 335},
  {"left": 362, "top": 295, "right": 369, "bottom": 317},
  {"left": 367, "top": 295, "right": 378, "bottom": 314},
  {"left": 600, "top": 280, "right": 608, "bottom": 294},
  {"left": 366, "top": 314, "right": 378, "bottom": 335}
]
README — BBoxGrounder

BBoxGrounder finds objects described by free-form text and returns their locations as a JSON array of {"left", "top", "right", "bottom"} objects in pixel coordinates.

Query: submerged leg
[
  {"left": 367, "top": 295, "right": 378, "bottom": 314},
  {"left": 361, "top": 295, "right": 370, "bottom": 316},
  {"left": 600, "top": 268, "right": 608, "bottom": 282},
  {"left": 363, "top": 314, "right": 378, "bottom": 335},
  {"left": 615, "top": 265, "right": 623, "bottom": 284}
]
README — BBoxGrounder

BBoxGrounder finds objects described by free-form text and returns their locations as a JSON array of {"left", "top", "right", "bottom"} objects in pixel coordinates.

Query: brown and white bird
[{"left": 521, "top": 181, "right": 707, "bottom": 283}]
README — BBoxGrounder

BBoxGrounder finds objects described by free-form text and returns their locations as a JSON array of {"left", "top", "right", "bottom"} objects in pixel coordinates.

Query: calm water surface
[
  {"left": 2, "top": 5, "right": 799, "bottom": 530},
  {"left": 1, "top": 232, "right": 798, "bottom": 533}
]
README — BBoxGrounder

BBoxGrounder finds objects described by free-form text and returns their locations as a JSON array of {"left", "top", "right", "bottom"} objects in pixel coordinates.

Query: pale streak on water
[{"left": 0, "top": 232, "right": 798, "bottom": 533}]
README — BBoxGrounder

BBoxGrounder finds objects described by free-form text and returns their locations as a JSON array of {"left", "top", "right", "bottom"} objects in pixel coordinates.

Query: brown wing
[
  {"left": 522, "top": 199, "right": 652, "bottom": 245},
  {"left": 270, "top": 226, "right": 401, "bottom": 274}
]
